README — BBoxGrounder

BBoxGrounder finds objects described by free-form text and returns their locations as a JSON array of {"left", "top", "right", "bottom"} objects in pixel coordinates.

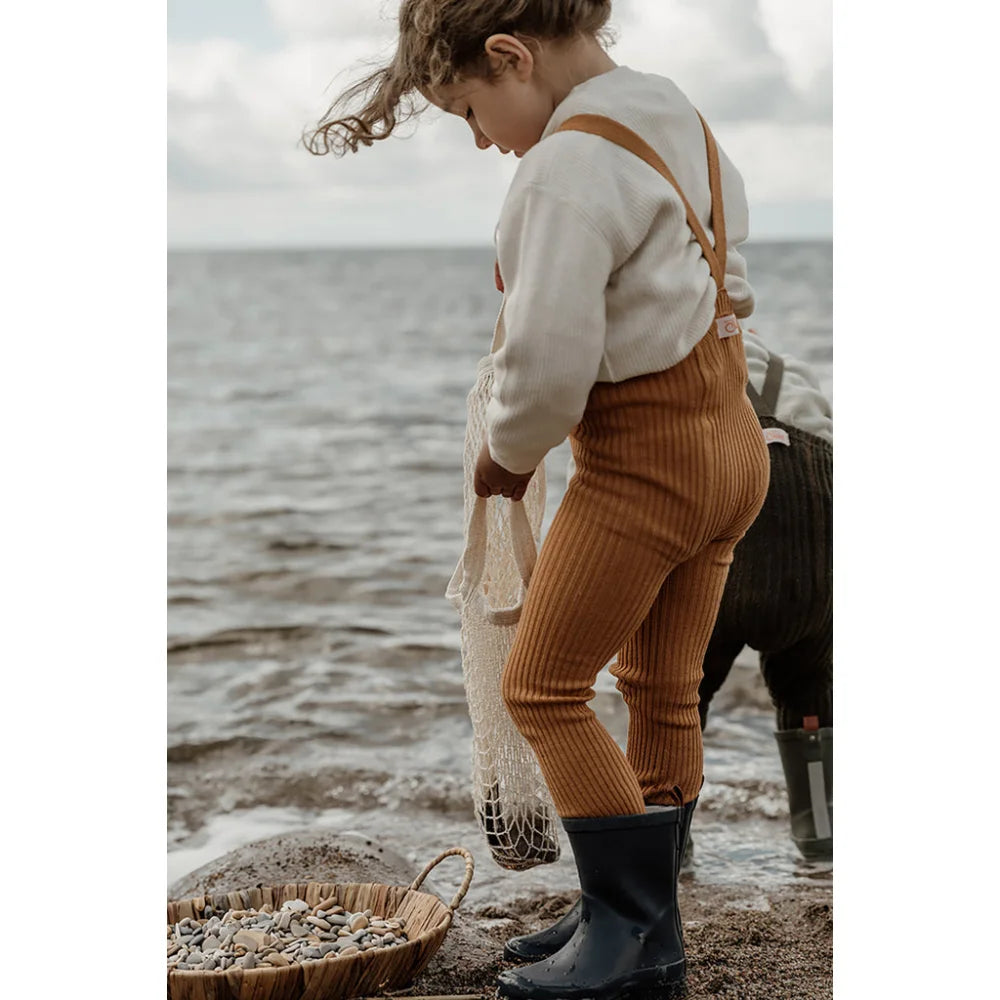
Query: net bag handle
[{"left": 445, "top": 494, "right": 538, "bottom": 626}]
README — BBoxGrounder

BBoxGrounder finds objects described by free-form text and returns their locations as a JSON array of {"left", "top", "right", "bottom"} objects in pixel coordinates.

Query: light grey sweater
[{"left": 487, "top": 65, "right": 755, "bottom": 474}]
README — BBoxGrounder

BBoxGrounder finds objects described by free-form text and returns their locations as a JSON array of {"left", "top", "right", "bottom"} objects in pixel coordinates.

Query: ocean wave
[{"left": 168, "top": 624, "right": 329, "bottom": 656}]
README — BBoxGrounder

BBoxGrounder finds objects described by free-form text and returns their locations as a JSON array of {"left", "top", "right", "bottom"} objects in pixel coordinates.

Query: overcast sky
[{"left": 168, "top": 0, "right": 831, "bottom": 248}]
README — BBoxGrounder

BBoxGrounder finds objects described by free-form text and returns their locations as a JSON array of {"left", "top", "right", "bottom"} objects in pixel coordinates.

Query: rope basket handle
[{"left": 408, "top": 846, "right": 475, "bottom": 912}]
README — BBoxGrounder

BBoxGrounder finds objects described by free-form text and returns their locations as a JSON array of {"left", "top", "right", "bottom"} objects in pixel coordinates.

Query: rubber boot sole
[{"left": 497, "top": 959, "right": 688, "bottom": 1000}]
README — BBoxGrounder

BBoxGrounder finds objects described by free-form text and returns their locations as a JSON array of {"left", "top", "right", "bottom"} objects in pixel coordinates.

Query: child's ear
[{"left": 484, "top": 34, "right": 534, "bottom": 80}]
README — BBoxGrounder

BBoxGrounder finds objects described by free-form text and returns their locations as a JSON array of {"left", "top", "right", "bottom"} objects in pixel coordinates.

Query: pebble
[
  {"left": 233, "top": 930, "right": 269, "bottom": 952},
  {"left": 167, "top": 895, "right": 410, "bottom": 973}
]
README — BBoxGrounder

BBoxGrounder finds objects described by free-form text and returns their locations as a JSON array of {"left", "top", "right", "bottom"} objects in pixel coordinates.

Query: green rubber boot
[{"left": 775, "top": 724, "right": 833, "bottom": 859}]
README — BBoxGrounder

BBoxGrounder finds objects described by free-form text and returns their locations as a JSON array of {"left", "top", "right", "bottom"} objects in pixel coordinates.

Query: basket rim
[{"left": 166, "top": 880, "right": 453, "bottom": 914}]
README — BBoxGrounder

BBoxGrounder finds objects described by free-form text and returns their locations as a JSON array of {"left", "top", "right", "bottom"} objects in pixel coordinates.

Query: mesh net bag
[{"left": 446, "top": 354, "right": 562, "bottom": 871}]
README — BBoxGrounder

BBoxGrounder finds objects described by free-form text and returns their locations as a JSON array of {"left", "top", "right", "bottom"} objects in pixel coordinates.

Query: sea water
[{"left": 167, "top": 243, "right": 833, "bottom": 904}]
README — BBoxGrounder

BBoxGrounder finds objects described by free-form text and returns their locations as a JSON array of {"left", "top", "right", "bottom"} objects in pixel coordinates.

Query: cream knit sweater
[{"left": 487, "top": 66, "right": 755, "bottom": 475}]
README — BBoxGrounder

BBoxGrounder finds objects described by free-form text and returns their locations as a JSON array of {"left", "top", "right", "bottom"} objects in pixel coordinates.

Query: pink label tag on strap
[
  {"left": 763, "top": 427, "right": 791, "bottom": 447},
  {"left": 716, "top": 313, "right": 740, "bottom": 339}
]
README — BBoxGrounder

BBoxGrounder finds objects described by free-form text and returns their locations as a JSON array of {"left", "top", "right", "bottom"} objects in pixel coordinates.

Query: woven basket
[{"left": 167, "top": 846, "right": 475, "bottom": 1000}]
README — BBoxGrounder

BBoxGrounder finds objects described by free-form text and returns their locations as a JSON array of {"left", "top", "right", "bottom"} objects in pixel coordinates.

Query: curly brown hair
[{"left": 303, "top": 0, "right": 614, "bottom": 156}]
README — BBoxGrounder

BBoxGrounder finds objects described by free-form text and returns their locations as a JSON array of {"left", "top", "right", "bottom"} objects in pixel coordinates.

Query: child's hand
[{"left": 475, "top": 441, "right": 534, "bottom": 501}]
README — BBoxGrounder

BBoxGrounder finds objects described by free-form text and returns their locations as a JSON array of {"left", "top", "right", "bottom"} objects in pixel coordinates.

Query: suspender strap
[
  {"left": 555, "top": 111, "right": 734, "bottom": 319},
  {"left": 744, "top": 379, "right": 765, "bottom": 415},
  {"left": 745, "top": 351, "right": 785, "bottom": 417},
  {"left": 698, "top": 111, "right": 726, "bottom": 277},
  {"left": 761, "top": 351, "right": 784, "bottom": 416}
]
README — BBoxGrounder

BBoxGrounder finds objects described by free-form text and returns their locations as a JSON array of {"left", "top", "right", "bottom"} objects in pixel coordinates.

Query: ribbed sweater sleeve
[{"left": 486, "top": 182, "right": 615, "bottom": 475}]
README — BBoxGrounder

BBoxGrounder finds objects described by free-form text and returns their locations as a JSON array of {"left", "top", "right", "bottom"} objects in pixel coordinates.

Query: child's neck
[{"left": 535, "top": 36, "right": 618, "bottom": 113}]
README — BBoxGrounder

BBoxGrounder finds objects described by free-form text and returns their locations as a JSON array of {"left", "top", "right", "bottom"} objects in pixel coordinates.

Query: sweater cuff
[{"left": 487, "top": 437, "right": 544, "bottom": 478}]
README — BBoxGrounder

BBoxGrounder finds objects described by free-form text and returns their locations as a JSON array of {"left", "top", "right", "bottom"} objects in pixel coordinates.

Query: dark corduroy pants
[
  {"left": 702, "top": 416, "right": 833, "bottom": 731},
  {"left": 500, "top": 325, "right": 770, "bottom": 818}
]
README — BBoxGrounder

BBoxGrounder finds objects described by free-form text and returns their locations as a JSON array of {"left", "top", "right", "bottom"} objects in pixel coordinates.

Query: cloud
[
  {"left": 756, "top": 0, "right": 832, "bottom": 99},
  {"left": 718, "top": 121, "right": 832, "bottom": 202},
  {"left": 168, "top": 0, "right": 831, "bottom": 244},
  {"left": 264, "top": 0, "right": 398, "bottom": 43},
  {"left": 611, "top": 0, "right": 830, "bottom": 123}
]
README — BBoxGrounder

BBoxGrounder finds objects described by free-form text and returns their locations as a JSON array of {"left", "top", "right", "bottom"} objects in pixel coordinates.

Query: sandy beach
[{"left": 169, "top": 828, "right": 831, "bottom": 999}]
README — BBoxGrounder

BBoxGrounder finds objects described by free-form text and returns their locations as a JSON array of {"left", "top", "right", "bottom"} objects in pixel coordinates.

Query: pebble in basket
[{"left": 166, "top": 846, "right": 474, "bottom": 1000}]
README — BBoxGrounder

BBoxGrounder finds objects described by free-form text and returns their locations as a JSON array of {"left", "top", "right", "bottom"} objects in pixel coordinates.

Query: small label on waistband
[
  {"left": 763, "top": 427, "right": 791, "bottom": 447},
  {"left": 716, "top": 313, "right": 741, "bottom": 339}
]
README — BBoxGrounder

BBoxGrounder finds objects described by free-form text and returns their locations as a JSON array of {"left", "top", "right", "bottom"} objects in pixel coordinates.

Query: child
[
  {"left": 701, "top": 332, "right": 833, "bottom": 861},
  {"left": 305, "top": 3, "right": 770, "bottom": 998}
]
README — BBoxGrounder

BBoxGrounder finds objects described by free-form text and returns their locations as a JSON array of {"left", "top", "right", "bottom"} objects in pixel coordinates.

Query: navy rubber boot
[
  {"left": 502, "top": 895, "right": 584, "bottom": 963},
  {"left": 502, "top": 799, "right": 697, "bottom": 963},
  {"left": 496, "top": 806, "right": 689, "bottom": 1000}
]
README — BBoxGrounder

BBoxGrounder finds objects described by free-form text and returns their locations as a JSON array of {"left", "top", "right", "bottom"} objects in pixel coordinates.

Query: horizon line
[{"left": 167, "top": 236, "right": 833, "bottom": 254}]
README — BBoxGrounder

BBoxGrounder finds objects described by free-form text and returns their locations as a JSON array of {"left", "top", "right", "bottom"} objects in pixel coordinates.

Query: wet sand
[{"left": 169, "top": 830, "right": 831, "bottom": 999}]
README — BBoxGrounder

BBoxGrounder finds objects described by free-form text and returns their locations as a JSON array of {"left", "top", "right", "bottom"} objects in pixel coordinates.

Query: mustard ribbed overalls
[{"left": 500, "top": 113, "right": 771, "bottom": 818}]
